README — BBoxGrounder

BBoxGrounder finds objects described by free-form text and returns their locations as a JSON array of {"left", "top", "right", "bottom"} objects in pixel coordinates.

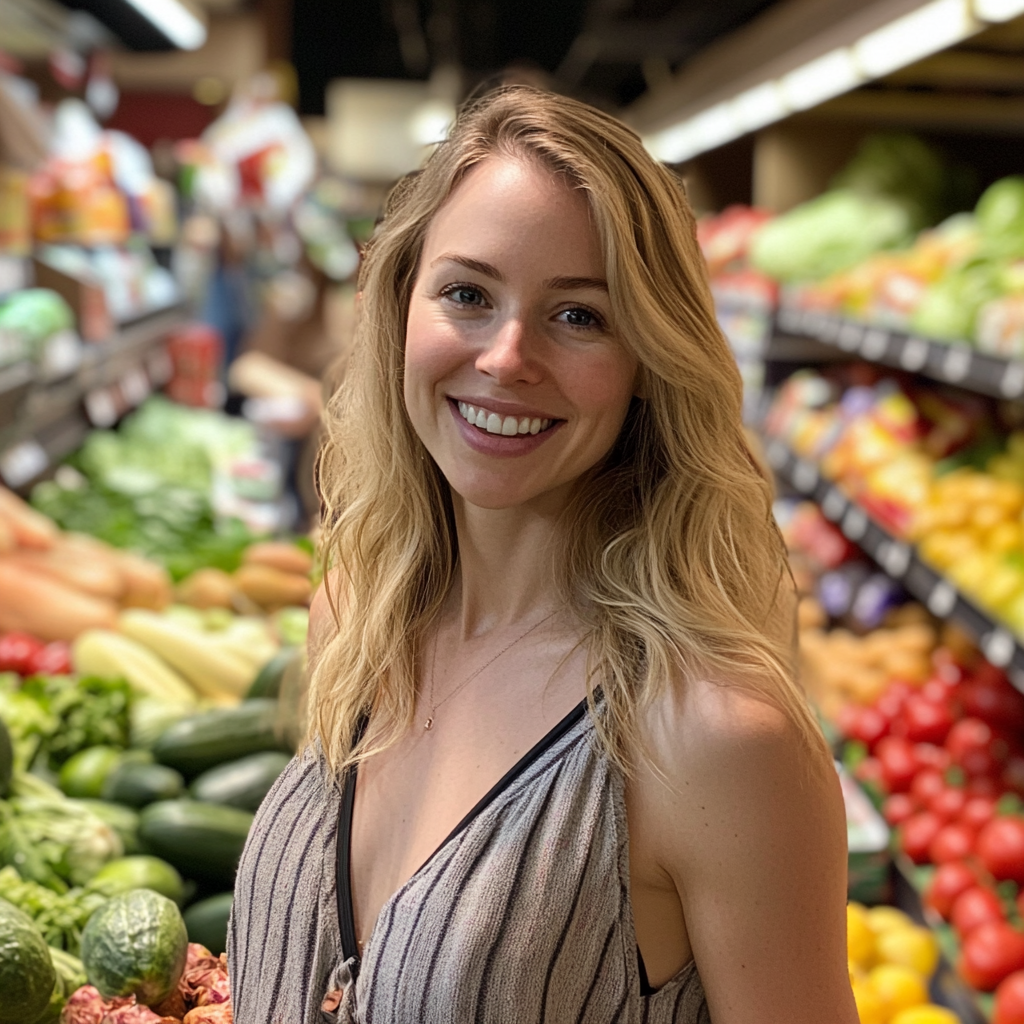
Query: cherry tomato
[
  {"left": 925, "top": 860, "right": 979, "bottom": 920},
  {"left": 903, "top": 693, "right": 956, "bottom": 745},
  {"left": 883, "top": 793, "right": 919, "bottom": 826},
  {"left": 901, "top": 810, "right": 944, "bottom": 864},
  {"left": 994, "top": 969, "right": 1024, "bottom": 1024},
  {"left": 877, "top": 736, "right": 919, "bottom": 794},
  {"left": 877, "top": 681, "right": 914, "bottom": 724},
  {"left": 0, "top": 631, "right": 45, "bottom": 675},
  {"left": 922, "top": 676, "right": 956, "bottom": 703},
  {"left": 930, "top": 786, "right": 968, "bottom": 822},
  {"left": 961, "top": 921, "right": 1024, "bottom": 991},
  {"left": 25, "top": 641, "right": 72, "bottom": 676},
  {"left": 952, "top": 885, "right": 1006, "bottom": 938},
  {"left": 961, "top": 683, "right": 1024, "bottom": 734},
  {"left": 838, "top": 704, "right": 889, "bottom": 750},
  {"left": 947, "top": 718, "right": 1008, "bottom": 778},
  {"left": 961, "top": 794, "right": 999, "bottom": 832},
  {"left": 915, "top": 743, "right": 952, "bottom": 773},
  {"left": 977, "top": 816, "right": 1024, "bottom": 886},
  {"left": 968, "top": 775, "right": 1002, "bottom": 798},
  {"left": 911, "top": 768, "right": 947, "bottom": 804},
  {"left": 930, "top": 822, "right": 977, "bottom": 864}
]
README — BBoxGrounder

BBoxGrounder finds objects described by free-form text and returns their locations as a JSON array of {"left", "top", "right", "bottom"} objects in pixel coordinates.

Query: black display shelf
[
  {"left": 764, "top": 434, "right": 1024, "bottom": 692},
  {"left": 0, "top": 305, "right": 184, "bottom": 493},
  {"left": 774, "top": 304, "right": 1024, "bottom": 400}
]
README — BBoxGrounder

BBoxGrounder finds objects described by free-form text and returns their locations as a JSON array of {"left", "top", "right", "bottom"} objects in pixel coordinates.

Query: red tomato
[
  {"left": 961, "top": 683, "right": 1024, "bottom": 734},
  {"left": 952, "top": 885, "right": 1006, "bottom": 938},
  {"left": 995, "top": 970, "right": 1024, "bottom": 1024},
  {"left": 903, "top": 693, "right": 956, "bottom": 745},
  {"left": 968, "top": 775, "right": 1002, "bottom": 798},
  {"left": 25, "top": 641, "right": 72, "bottom": 676},
  {"left": 961, "top": 795, "right": 999, "bottom": 832},
  {"left": 0, "top": 631, "right": 45, "bottom": 674},
  {"left": 877, "top": 736, "right": 919, "bottom": 794},
  {"left": 961, "top": 921, "right": 1024, "bottom": 991},
  {"left": 883, "top": 793, "right": 919, "bottom": 826},
  {"left": 901, "top": 811, "right": 944, "bottom": 864},
  {"left": 911, "top": 768, "right": 947, "bottom": 804},
  {"left": 915, "top": 743, "right": 952, "bottom": 772},
  {"left": 922, "top": 677, "right": 956, "bottom": 703},
  {"left": 977, "top": 816, "right": 1024, "bottom": 886},
  {"left": 877, "top": 681, "right": 914, "bottom": 723},
  {"left": 930, "top": 786, "right": 968, "bottom": 822},
  {"left": 854, "top": 756, "right": 885, "bottom": 790},
  {"left": 947, "top": 718, "right": 1008, "bottom": 778},
  {"left": 1005, "top": 755, "right": 1024, "bottom": 798},
  {"left": 839, "top": 704, "right": 889, "bottom": 750},
  {"left": 930, "top": 822, "right": 977, "bottom": 864},
  {"left": 925, "top": 861, "right": 979, "bottom": 920}
]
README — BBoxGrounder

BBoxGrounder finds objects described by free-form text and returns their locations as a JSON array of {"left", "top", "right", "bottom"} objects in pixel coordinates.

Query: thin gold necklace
[{"left": 423, "top": 611, "right": 558, "bottom": 730}]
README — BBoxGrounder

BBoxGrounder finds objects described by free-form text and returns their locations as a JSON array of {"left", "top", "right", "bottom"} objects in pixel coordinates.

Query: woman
[{"left": 229, "top": 86, "right": 857, "bottom": 1024}]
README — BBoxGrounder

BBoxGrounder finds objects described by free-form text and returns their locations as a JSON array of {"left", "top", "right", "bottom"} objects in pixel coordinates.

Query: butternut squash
[{"left": 0, "top": 562, "right": 118, "bottom": 640}]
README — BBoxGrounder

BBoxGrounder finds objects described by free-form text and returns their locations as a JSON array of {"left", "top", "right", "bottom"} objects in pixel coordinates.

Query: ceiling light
[
  {"left": 780, "top": 48, "right": 862, "bottom": 110},
  {"left": 855, "top": 0, "right": 976, "bottom": 78},
  {"left": 644, "top": 101, "right": 739, "bottom": 163},
  {"left": 123, "top": 0, "right": 206, "bottom": 50},
  {"left": 975, "top": 0, "right": 1024, "bottom": 20},
  {"left": 732, "top": 82, "right": 789, "bottom": 133},
  {"left": 410, "top": 99, "right": 455, "bottom": 145}
]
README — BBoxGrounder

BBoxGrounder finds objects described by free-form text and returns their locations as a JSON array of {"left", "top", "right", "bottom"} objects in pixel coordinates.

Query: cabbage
[
  {"left": 976, "top": 176, "right": 1024, "bottom": 258},
  {"left": 910, "top": 259, "right": 1003, "bottom": 341}
]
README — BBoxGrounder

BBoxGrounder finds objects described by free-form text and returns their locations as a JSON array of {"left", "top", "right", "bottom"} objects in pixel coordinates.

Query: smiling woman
[{"left": 228, "top": 86, "right": 858, "bottom": 1024}]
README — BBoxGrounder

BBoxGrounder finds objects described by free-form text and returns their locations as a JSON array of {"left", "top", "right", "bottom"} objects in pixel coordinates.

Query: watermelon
[
  {"left": 0, "top": 897, "right": 56, "bottom": 1024},
  {"left": 80, "top": 889, "right": 188, "bottom": 1007}
]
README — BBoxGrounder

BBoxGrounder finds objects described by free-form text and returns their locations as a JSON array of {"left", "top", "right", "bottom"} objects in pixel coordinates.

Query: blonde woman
[{"left": 229, "top": 86, "right": 857, "bottom": 1024}]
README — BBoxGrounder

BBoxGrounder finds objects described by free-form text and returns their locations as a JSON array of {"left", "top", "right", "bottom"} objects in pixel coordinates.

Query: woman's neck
[{"left": 450, "top": 490, "right": 568, "bottom": 640}]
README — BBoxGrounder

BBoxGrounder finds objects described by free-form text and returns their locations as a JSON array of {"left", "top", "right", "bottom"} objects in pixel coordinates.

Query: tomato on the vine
[
  {"left": 930, "top": 822, "right": 977, "bottom": 864},
  {"left": 901, "top": 811, "right": 944, "bottom": 864},
  {"left": 951, "top": 886, "right": 1005, "bottom": 938},
  {"left": 960, "top": 921, "right": 1024, "bottom": 991},
  {"left": 977, "top": 816, "right": 1024, "bottom": 886},
  {"left": 925, "top": 861, "right": 978, "bottom": 920},
  {"left": 995, "top": 970, "right": 1024, "bottom": 1024}
]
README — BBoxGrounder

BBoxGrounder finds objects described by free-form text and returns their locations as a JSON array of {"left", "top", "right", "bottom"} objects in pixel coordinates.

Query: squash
[{"left": 0, "top": 562, "right": 118, "bottom": 640}]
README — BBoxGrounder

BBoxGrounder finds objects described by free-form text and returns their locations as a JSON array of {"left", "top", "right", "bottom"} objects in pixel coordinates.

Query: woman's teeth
[{"left": 457, "top": 402, "right": 552, "bottom": 436}]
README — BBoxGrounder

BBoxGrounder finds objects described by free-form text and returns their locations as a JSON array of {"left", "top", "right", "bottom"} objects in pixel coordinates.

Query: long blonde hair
[{"left": 309, "top": 85, "right": 827, "bottom": 775}]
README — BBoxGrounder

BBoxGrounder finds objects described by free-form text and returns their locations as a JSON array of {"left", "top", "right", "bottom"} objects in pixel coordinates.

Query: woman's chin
[{"left": 445, "top": 472, "right": 569, "bottom": 513}]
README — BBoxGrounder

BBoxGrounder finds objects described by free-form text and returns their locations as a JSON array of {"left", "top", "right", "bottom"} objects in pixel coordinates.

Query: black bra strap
[{"left": 336, "top": 760, "right": 360, "bottom": 964}]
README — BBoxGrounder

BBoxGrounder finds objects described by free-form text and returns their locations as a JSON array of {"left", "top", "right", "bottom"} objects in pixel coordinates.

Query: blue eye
[
  {"left": 558, "top": 307, "right": 605, "bottom": 330},
  {"left": 441, "top": 284, "right": 485, "bottom": 306}
]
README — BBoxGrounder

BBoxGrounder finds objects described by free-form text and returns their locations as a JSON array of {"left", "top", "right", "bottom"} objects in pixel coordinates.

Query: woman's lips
[{"left": 447, "top": 398, "right": 562, "bottom": 457}]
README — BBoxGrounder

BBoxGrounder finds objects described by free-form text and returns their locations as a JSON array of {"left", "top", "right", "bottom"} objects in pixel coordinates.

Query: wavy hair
[{"left": 308, "top": 85, "right": 828, "bottom": 775}]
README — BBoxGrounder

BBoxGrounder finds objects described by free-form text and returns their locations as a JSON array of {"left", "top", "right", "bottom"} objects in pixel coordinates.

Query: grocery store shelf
[
  {"left": 774, "top": 304, "right": 1024, "bottom": 400},
  {"left": 763, "top": 433, "right": 1024, "bottom": 691},
  {"left": 0, "top": 305, "right": 185, "bottom": 493}
]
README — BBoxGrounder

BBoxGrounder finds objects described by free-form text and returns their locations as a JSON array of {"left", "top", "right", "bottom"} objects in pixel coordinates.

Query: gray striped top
[{"left": 228, "top": 699, "right": 710, "bottom": 1023}]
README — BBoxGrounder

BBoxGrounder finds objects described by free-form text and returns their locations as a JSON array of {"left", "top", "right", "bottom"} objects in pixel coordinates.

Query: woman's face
[{"left": 404, "top": 156, "right": 639, "bottom": 511}]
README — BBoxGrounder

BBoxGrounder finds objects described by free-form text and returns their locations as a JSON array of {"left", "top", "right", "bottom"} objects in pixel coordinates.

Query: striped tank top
[{"left": 228, "top": 698, "right": 711, "bottom": 1023}]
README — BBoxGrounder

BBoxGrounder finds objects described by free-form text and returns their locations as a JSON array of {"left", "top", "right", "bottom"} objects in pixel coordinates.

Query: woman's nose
[{"left": 475, "top": 318, "right": 543, "bottom": 385}]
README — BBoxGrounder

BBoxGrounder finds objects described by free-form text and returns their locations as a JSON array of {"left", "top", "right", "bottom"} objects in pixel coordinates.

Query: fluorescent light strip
[
  {"left": 855, "top": 0, "right": 976, "bottom": 78},
  {"left": 975, "top": 0, "right": 1024, "bottom": 20},
  {"left": 780, "top": 48, "right": 862, "bottom": 110},
  {"left": 124, "top": 0, "right": 206, "bottom": 49},
  {"left": 732, "top": 81, "right": 788, "bottom": 133}
]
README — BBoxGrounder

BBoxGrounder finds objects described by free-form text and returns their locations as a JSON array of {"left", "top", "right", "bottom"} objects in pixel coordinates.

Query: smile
[{"left": 456, "top": 401, "right": 554, "bottom": 436}]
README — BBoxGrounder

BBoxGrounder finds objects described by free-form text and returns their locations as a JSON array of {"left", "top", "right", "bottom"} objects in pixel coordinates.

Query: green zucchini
[
  {"left": 189, "top": 751, "right": 291, "bottom": 811},
  {"left": 139, "top": 799, "right": 254, "bottom": 888},
  {"left": 0, "top": 717, "right": 12, "bottom": 799},
  {"left": 246, "top": 648, "right": 299, "bottom": 701},
  {"left": 182, "top": 892, "right": 233, "bottom": 955},
  {"left": 102, "top": 762, "right": 184, "bottom": 808},
  {"left": 152, "top": 699, "right": 287, "bottom": 778}
]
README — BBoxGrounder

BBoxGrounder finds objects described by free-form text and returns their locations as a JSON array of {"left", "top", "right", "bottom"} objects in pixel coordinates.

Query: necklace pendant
[{"left": 424, "top": 717, "right": 433, "bottom": 731}]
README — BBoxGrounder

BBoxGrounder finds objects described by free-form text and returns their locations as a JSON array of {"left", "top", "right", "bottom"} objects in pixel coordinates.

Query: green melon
[
  {"left": 0, "top": 897, "right": 56, "bottom": 1024},
  {"left": 88, "top": 856, "right": 185, "bottom": 905},
  {"left": 80, "top": 888, "right": 188, "bottom": 1007}
]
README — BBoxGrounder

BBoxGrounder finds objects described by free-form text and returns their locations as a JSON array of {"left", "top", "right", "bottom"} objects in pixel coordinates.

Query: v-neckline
[{"left": 335, "top": 696, "right": 590, "bottom": 966}]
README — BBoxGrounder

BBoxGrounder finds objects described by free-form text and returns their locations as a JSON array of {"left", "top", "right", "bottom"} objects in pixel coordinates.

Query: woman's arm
[{"left": 637, "top": 677, "right": 858, "bottom": 1024}]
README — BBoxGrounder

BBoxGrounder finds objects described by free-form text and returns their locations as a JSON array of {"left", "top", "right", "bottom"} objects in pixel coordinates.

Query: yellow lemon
[
  {"left": 876, "top": 925, "right": 939, "bottom": 978},
  {"left": 851, "top": 976, "right": 887, "bottom": 1024},
  {"left": 868, "top": 963, "right": 929, "bottom": 1020},
  {"left": 848, "top": 903, "right": 876, "bottom": 968},
  {"left": 889, "top": 1006, "right": 961, "bottom": 1024},
  {"left": 866, "top": 905, "right": 914, "bottom": 937}
]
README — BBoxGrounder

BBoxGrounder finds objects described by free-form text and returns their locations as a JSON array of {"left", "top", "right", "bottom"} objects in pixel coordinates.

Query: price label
[
  {"left": 120, "top": 367, "right": 150, "bottom": 407},
  {"left": 860, "top": 329, "right": 888, "bottom": 361},
  {"left": 765, "top": 439, "right": 787, "bottom": 470},
  {"left": 792, "top": 459, "right": 818, "bottom": 494},
  {"left": 0, "top": 439, "right": 47, "bottom": 488},
  {"left": 1002, "top": 361, "right": 1024, "bottom": 398},
  {"left": 927, "top": 580, "right": 957, "bottom": 618},
  {"left": 900, "top": 337, "right": 929, "bottom": 372},
  {"left": 841, "top": 506, "right": 868, "bottom": 541},
  {"left": 942, "top": 345, "right": 972, "bottom": 382},
  {"left": 85, "top": 388, "right": 118, "bottom": 428},
  {"left": 822, "top": 488, "right": 846, "bottom": 522},
  {"left": 983, "top": 629, "right": 1016, "bottom": 668},
  {"left": 837, "top": 322, "right": 863, "bottom": 352},
  {"left": 881, "top": 541, "right": 911, "bottom": 578}
]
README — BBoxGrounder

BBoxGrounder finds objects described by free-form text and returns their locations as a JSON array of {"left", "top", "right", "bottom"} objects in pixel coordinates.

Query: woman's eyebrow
[
  {"left": 545, "top": 275, "right": 608, "bottom": 293},
  {"left": 431, "top": 253, "right": 504, "bottom": 280}
]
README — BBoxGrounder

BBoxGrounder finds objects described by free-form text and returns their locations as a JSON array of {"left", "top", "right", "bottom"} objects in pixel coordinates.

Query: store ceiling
[{"left": 291, "top": 0, "right": 780, "bottom": 115}]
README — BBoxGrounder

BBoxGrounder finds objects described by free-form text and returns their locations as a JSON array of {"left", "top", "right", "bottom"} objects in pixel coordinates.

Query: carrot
[
  {"left": 0, "top": 562, "right": 118, "bottom": 641},
  {"left": 0, "top": 487, "right": 58, "bottom": 550}
]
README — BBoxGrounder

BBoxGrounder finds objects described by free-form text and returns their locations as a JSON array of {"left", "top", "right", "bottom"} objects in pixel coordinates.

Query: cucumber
[
  {"left": 189, "top": 751, "right": 291, "bottom": 811},
  {"left": 246, "top": 648, "right": 299, "bottom": 701},
  {"left": 139, "top": 800, "right": 254, "bottom": 888},
  {"left": 152, "top": 699, "right": 287, "bottom": 778},
  {"left": 0, "top": 718, "right": 11, "bottom": 798},
  {"left": 102, "top": 763, "right": 185, "bottom": 808},
  {"left": 182, "top": 892, "right": 233, "bottom": 955}
]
